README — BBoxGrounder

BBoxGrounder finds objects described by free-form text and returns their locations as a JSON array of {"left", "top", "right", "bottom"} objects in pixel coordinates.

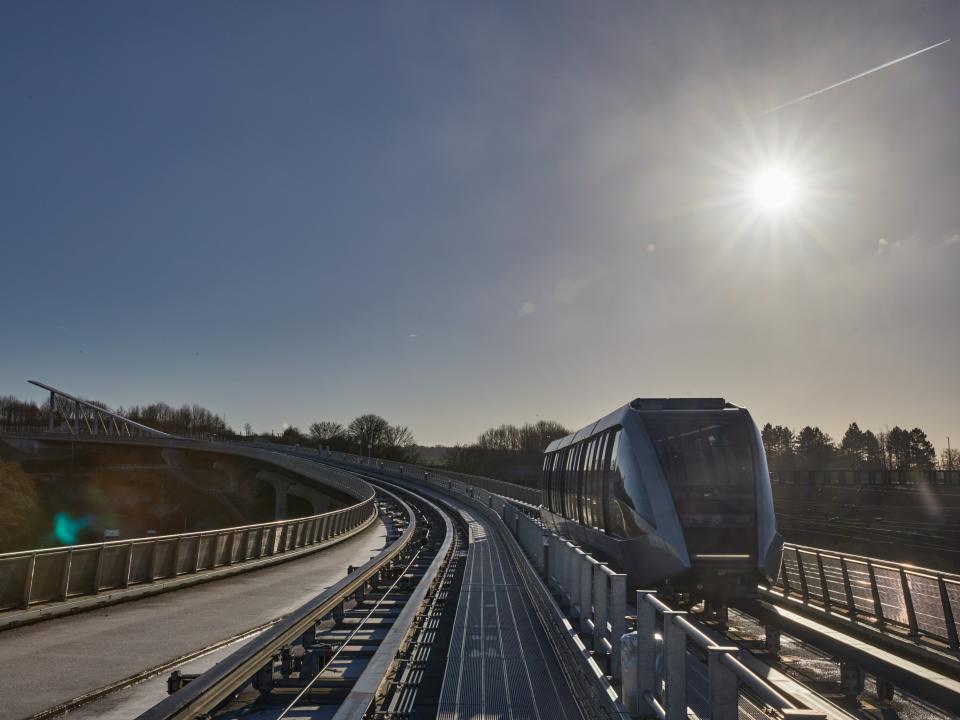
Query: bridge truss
[{"left": 28, "top": 380, "right": 169, "bottom": 437}]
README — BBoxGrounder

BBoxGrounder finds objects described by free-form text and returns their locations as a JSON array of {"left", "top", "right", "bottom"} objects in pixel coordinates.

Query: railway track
[{"left": 132, "top": 476, "right": 462, "bottom": 720}]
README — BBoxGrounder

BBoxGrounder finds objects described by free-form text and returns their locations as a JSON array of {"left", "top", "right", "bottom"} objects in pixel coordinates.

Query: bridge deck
[
  {"left": 438, "top": 499, "right": 579, "bottom": 720},
  {"left": 0, "top": 520, "right": 386, "bottom": 720}
]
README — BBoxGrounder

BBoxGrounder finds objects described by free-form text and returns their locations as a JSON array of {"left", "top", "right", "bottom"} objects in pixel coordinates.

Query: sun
[{"left": 749, "top": 166, "right": 799, "bottom": 212}]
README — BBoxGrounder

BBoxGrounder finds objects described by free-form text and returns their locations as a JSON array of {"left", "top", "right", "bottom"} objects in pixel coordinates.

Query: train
[{"left": 540, "top": 398, "right": 782, "bottom": 600}]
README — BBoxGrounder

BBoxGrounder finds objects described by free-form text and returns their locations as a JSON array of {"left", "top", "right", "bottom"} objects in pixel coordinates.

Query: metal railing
[
  {"left": 0, "top": 505, "right": 376, "bottom": 612},
  {"left": 774, "top": 543, "right": 960, "bottom": 649},
  {"left": 0, "top": 443, "right": 379, "bottom": 614},
  {"left": 770, "top": 468, "right": 960, "bottom": 487},
  {"left": 629, "top": 591, "right": 823, "bottom": 720}
]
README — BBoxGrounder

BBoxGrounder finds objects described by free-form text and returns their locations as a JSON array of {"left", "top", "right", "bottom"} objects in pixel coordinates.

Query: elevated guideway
[{"left": 1, "top": 519, "right": 386, "bottom": 720}]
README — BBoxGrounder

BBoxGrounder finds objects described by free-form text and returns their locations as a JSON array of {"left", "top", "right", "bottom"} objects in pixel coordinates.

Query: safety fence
[
  {"left": 770, "top": 468, "right": 960, "bottom": 487},
  {"left": 776, "top": 543, "right": 960, "bottom": 649},
  {"left": 0, "top": 442, "right": 379, "bottom": 614},
  {"left": 0, "top": 504, "right": 376, "bottom": 612},
  {"left": 629, "top": 591, "right": 823, "bottom": 720}
]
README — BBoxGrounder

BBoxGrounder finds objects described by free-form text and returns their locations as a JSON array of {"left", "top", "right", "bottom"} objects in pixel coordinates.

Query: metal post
[
  {"left": 48, "top": 390, "right": 55, "bottom": 430},
  {"left": 93, "top": 545, "right": 106, "bottom": 590},
  {"left": 22, "top": 553, "right": 37, "bottom": 608},
  {"left": 620, "top": 630, "right": 640, "bottom": 713},
  {"left": 937, "top": 575, "right": 959, "bottom": 649},
  {"left": 635, "top": 591, "right": 658, "bottom": 714},
  {"left": 900, "top": 569, "right": 919, "bottom": 637},
  {"left": 841, "top": 558, "right": 857, "bottom": 620},
  {"left": 582, "top": 556, "right": 600, "bottom": 635},
  {"left": 662, "top": 610, "right": 688, "bottom": 720},
  {"left": 796, "top": 550, "right": 810, "bottom": 602},
  {"left": 707, "top": 648, "right": 740, "bottom": 720},
  {"left": 608, "top": 572, "right": 626, "bottom": 679},
  {"left": 593, "top": 562, "right": 609, "bottom": 652},
  {"left": 571, "top": 547, "right": 587, "bottom": 619},
  {"left": 816, "top": 553, "right": 831, "bottom": 610},
  {"left": 60, "top": 549, "right": 74, "bottom": 601},
  {"left": 149, "top": 539, "right": 160, "bottom": 581},
  {"left": 866, "top": 561, "right": 885, "bottom": 627},
  {"left": 123, "top": 542, "right": 134, "bottom": 588}
]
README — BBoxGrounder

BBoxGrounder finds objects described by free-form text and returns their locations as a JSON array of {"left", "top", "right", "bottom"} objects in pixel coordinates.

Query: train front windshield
[{"left": 642, "top": 411, "right": 757, "bottom": 556}]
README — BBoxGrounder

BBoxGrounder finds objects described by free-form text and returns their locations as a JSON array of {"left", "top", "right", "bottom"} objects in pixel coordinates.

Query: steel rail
[
  {"left": 135, "top": 485, "right": 417, "bottom": 720},
  {"left": 327, "top": 472, "right": 456, "bottom": 720}
]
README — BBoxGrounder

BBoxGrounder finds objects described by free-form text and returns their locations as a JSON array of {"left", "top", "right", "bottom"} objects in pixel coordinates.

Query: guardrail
[
  {"left": 629, "top": 591, "right": 823, "bottom": 720},
  {"left": 0, "top": 440, "right": 379, "bottom": 615},
  {"left": 775, "top": 543, "right": 960, "bottom": 650},
  {"left": 0, "top": 504, "right": 376, "bottom": 612}
]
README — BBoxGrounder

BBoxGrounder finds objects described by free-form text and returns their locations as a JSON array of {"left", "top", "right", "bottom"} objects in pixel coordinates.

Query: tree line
[
  {"left": 259, "top": 413, "right": 418, "bottom": 462},
  {"left": 762, "top": 422, "right": 957, "bottom": 472},
  {"left": 445, "top": 420, "right": 570, "bottom": 481}
]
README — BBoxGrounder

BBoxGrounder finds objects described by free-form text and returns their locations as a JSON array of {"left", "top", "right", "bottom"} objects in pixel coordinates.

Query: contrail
[{"left": 759, "top": 38, "right": 950, "bottom": 116}]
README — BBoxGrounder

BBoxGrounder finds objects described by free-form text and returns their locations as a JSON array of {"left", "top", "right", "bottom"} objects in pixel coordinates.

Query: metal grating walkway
[{"left": 438, "top": 502, "right": 580, "bottom": 720}]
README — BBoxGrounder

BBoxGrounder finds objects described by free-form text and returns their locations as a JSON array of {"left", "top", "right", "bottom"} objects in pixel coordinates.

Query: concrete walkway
[{"left": 0, "top": 519, "right": 386, "bottom": 720}]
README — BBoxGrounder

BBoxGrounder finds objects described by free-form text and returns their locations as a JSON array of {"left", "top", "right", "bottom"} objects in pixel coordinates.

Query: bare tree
[
  {"left": 310, "top": 421, "right": 346, "bottom": 443},
  {"left": 348, "top": 414, "right": 390, "bottom": 455},
  {"left": 383, "top": 424, "right": 415, "bottom": 448},
  {"left": 243, "top": 422, "right": 253, "bottom": 437}
]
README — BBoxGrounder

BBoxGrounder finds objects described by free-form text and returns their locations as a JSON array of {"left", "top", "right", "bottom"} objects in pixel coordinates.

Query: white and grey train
[{"left": 541, "top": 398, "right": 782, "bottom": 599}]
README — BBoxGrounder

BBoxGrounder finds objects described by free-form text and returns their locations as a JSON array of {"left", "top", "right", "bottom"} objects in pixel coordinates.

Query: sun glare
[{"left": 750, "top": 166, "right": 798, "bottom": 212}]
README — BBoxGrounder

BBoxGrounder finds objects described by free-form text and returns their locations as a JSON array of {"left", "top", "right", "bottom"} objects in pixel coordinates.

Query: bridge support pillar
[
  {"left": 840, "top": 660, "right": 865, "bottom": 696},
  {"left": 765, "top": 624, "right": 781, "bottom": 655}
]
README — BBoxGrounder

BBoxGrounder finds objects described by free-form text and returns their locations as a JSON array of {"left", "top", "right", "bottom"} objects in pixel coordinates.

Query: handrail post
[
  {"left": 841, "top": 558, "right": 857, "bottom": 620},
  {"left": 816, "top": 552, "right": 831, "bottom": 610},
  {"left": 937, "top": 575, "right": 959, "bottom": 649},
  {"left": 123, "top": 542, "right": 134, "bottom": 588},
  {"left": 634, "top": 591, "right": 658, "bottom": 714},
  {"left": 93, "top": 544, "right": 106, "bottom": 590},
  {"left": 900, "top": 569, "right": 919, "bottom": 637},
  {"left": 22, "top": 553, "right": 37, "bottom": 608},
  {"left": 592, "top": 562, "right": 609, "bottom": 651},
  {"left": 608, "top": 572, "right": 626, "bottom": 680},
  {"left": 866, "top": 561, "right": 885, "bottom": 628},
  {"left": 663, "top": 610, "right": 688, "bottom": 720},
  {"left": 707, "top": 647, "right": 740, "bottom": 720},
  {"left": 60, "top": 549, "right": 74, "bottom": 601},
  {"left": 149, "top": 539, "right": 160, "bottom": 581},
  {"left": 781, "top": 553, "right": 792, "bottom": 597},
  {"left": 796, "top": 551, "right": 810, "bottom": 603}
]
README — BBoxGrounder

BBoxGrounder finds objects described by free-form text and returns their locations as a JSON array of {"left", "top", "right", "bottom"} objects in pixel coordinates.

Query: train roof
[{"left": 544, "top": 397, "right": 740, "bottom": 453}]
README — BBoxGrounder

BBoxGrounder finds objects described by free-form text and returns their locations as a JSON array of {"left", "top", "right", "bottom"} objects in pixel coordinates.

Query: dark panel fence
[
  {"left": 774, "top": 543, "right": 960, "bottom": 650},
  {"left": 770, "top": 468, "right": 960, "bottom": 487}
]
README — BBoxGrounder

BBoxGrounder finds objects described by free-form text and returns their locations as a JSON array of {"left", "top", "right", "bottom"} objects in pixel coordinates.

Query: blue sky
[{"left": 3, "top": 2, "right": 958, "bottom": 449}]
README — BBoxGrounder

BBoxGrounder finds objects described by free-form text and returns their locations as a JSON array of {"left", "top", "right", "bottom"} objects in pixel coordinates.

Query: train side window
[
  {"left": 589, "top": 436, "right": 604, "bottom": 530},
  {"left": 542, "top": 453, "right": 551, "bottom": 499},
  {"left": 597, "top": 433, "right": 612, "bottom": 532},
  {"left": 566, "top": 445, "right": 579, "bottom": 520},
  {"left": 610, "top": 428, "right": 655, "bottom": 530},
  {"left": 582, "top": 440, "right": 595, "bottom": 527},
  {"left": 553, "top": 449, "right": 567, "bottom": 515}
]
